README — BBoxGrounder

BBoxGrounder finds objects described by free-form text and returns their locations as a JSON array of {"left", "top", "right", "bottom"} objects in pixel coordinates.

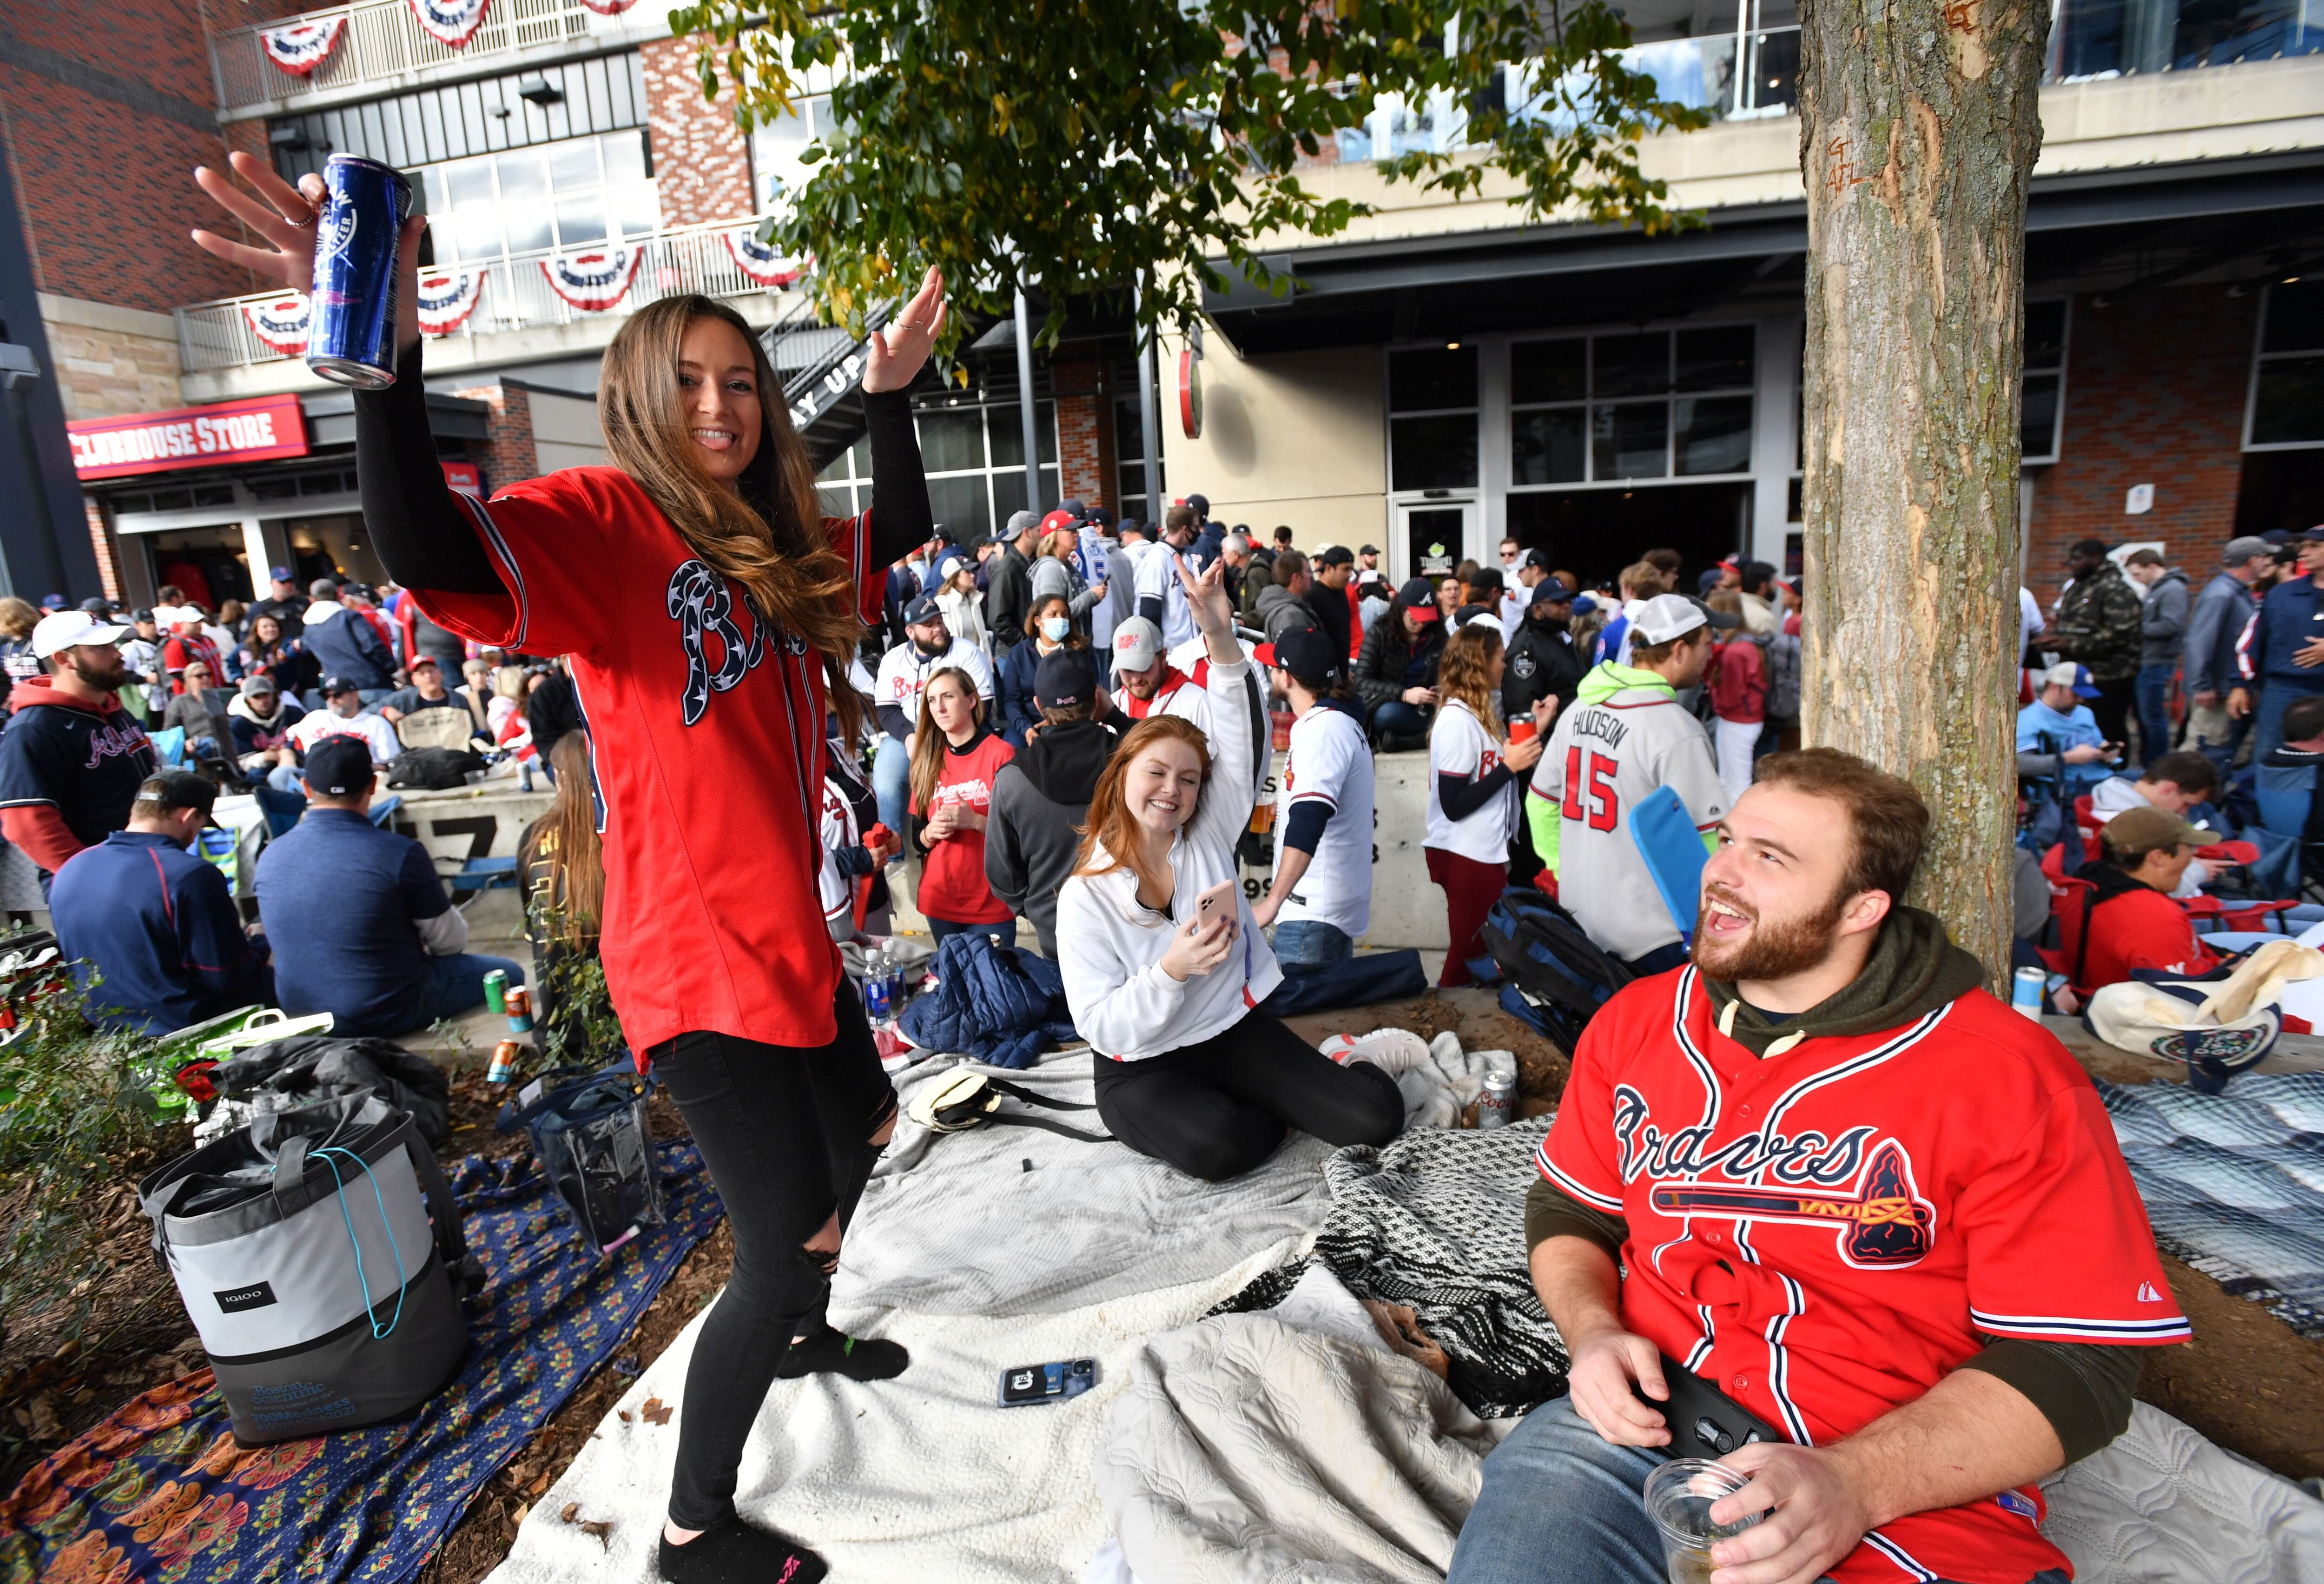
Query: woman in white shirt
[
  {"left": 932, "top": 560, "right": 990, "bottom": 652},
  {"left": 1425, "top": 623, "right": 1547, "bottom": 987},
  {"left": 1056, "top": 558, "right": 1406, "bottom": 1180}
]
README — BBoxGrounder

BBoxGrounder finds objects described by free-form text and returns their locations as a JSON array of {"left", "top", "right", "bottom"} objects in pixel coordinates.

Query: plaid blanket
[{"left": 0, "top": 1140, "right": 720, "bottom": 1584}]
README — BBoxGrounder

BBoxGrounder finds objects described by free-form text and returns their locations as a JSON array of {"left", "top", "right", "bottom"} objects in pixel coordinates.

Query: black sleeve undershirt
[
  {"left": 355, "top": 344, "right": 933, "bottom": 598},
  {"left": 1438, "top": 764, "right": 1515, "bottom": 822},
  {"left": 1281, "top": 798, "right": 1332, "bottom": 856},
  {"left": 877, "top": 703, "right": 912, "bottom": 743}
]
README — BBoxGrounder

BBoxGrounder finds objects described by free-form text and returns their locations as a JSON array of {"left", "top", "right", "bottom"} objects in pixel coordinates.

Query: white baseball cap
[
  {"left": 1111, "top": 616, "right": 1163, "bottom": 673},
  {"left": 33, "top": 610, "right": 129, "bottom": 658},
  {"left": 1629, "top": 593, "right": 1711, "bottom": 648}
]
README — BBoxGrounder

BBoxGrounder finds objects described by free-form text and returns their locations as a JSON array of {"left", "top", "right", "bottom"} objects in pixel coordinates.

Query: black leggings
[
  {"left": 1093, "top": 1008, "right": 1405, "bottom": 1180},
  {"left": 649, "top": 983, "right": 896, "bottom": 1531}
]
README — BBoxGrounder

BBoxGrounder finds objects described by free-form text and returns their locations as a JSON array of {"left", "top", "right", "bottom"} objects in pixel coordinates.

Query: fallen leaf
[
  {"left": 640, "top": 1397, "right": 671, "bottom": 1426},
  {"left": 560, "top": 1502, "right": 579, "bottom": 1524},
  {"left": 580, "top": 1519, "right": 612, "bottom": 1548},
  {"left": 513, "top": 1504, "right": 530, "bottom": 1527},
  {"left": 617, "top": 1409, "right": 631, "bottom": 1423}
]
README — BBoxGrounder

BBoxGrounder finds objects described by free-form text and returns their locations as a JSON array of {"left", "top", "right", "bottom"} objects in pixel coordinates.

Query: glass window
[
  {"left": 918, "top": 410, "right": 986, "bottom": 474},
  {"left": 1389, "top": 346, "right": 1478, "bottom": 412},
  {"left": 611, "top": 184, "right": 662, "bottom": 238},
  {"left": 1675, "top": 326, "right": 1755, "bottom": 392},
  {"left": 602, "top": 130, "right": 649, "bottom": 185},
  {"left": 1593, "top": 333, "right": 1670, "bottom": 398},
  {"left": 549, "top": 141, "right": 601, "bottom": 191},
  {"left": 991, "top": 465, "right": 1061, "bottom": 527},
  {"left": 1391, "top": 413, "right": 1479, "bottom": 490},
  {"left": 926, "top": 475, "right": 992, "bottom": 544},
  {"left": 817, "top": 486, "right": 853, "bottom": 517},
  {"left": 445, "top": 158, "right": 494, "bottom": 208},
  {"left": 2026, "top": 300, "right": 2069, "bottom": 369},
  {"left": 1511, "top": 407, "right": 1586, "bottom": 484},
  {"left": 1674, "top": 395, "right": 1753, "bottom": 475},
  {"left": 1593, "top": 402, "right": 1669, "bottom": 479},
  {"left": 2265, "top": 281, "right": 2324, "bottom": 355},
  {"left": 1511, "top": 338, "right": 1586, "bottom": 404},
  {"left": 750, "top": 95, "right": 837, "bottom": 213},
  {"left": 555, "top": 196, "right": 606, "bottom": 246},
  {"left": 2020, "top": 298, "right": 2069, "bottom": 462},
  {"left": 496, "top": 152, "right": 549, "bottom": 201},
  {"left": 503, "top": 203, "right": 554, "bottom": 255},
  {"left": 2251, "top": 357, "right": 2324, "bottom": 446},
  {"left": 2022, "top": 373, "right": 2063, "bottom": 461}
]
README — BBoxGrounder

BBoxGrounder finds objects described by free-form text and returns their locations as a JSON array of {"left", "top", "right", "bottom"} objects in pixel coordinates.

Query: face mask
[{"left": 1041, "top": 616, "right": 1071, "bottom": 643}]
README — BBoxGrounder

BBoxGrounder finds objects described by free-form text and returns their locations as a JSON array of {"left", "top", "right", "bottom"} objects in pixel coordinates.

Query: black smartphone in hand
[{"left": 1633, "top": 1353, "right": 1782, "bottom": 1459}]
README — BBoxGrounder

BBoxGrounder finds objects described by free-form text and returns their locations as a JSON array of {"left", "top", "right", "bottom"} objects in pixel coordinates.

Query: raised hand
[
  {"left": 1175, "top": 551, "right": 1232, "bottom": 637},
  {"left": 863, "top": 267, "right": 947, "bottom": 394},
  {"left": 191, "top": 152, "right": 426, "bottom": 354}
]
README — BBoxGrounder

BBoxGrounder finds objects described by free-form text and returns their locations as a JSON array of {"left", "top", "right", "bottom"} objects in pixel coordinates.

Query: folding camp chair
[{"left": 1629, "top": 784, "right": 1709, "bottom": 946}]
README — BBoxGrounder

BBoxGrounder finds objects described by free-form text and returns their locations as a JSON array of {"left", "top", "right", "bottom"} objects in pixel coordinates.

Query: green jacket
[{"left": 2049, "top": 562, "right": 2144, "bottom": 683}]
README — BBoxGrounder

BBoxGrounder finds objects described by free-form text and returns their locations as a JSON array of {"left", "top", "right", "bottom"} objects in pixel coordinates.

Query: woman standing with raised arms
[{"left": 191, "top": 153, "right": 945, "bottom": 1584}]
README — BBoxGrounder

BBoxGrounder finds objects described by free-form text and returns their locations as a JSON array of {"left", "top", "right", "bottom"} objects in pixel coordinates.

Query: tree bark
[{"left": 1797, "top": 0, "right": 2048, "bottom": 985}]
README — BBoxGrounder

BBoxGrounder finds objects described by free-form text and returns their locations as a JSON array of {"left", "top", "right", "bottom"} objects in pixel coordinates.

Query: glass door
[{"left": 1399, "top": 500, "right": 1476, "bottom": 582}]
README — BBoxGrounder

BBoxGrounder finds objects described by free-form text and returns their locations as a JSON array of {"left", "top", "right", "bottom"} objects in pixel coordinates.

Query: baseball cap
[
  {"left": 1630, "top": 592, "right": 1725, "bottom": 648},
  {"left": 1511, "top": 548, "right": 1544, "bottom": 571},
  {"left": 1395, "top": 578, "right": 1441, "bottom": 621},
  {"left": 1571, "top": 593, "right": 1601, "bottom": 616},
  {"left": 39, "top": 594, "right": 64, "bottom": 610},
  {"left": 1468, "top": 565, "right": 1505, "bottom": 593},
  {"left": 1057, "top": 498, "right": 1089, "bottom": 520},
  {"left": 33, "top": 610, "right": 129, "bottom": 657},
  {"left": 2302, "top": 524, "right": 2324, "bottom": 545},
  {"left": 87, "top": 597, "right": 120, "bottom": 617},
  {"left": 2068, "top": 537, "right": 2111, "bottom": 558},
  {"left": 133, "top": 769, "right": 219, "bottom": 823},
  {"left": 1271, "top": 626, "right": 1339, "bottom": 689},
  {"left": 269, "top": 564, "right": 294, "bottom": 582},
  {"left": 1111, "top": 616, "right": 1163, "bottom": 673},
  {"left": 410, "top": 654, "right": 441, "bottom": 672},
  {"left": 2039, "top": 660, "right": 2102, "bottom": 699},
  {"left": 321, "top": 674, "right": 360, "bottom": 696},
  {"left": 1318, "top": 545, "right": 1354, "bottom": 568},
  {"left": 903, "top": 594, "right": 943, "bottom": 627},
  {"left": 1088, "top": 507, "right": 1115, "bottom": 530},
  {"left": 2101, "top": 804, "right": 2226, "bottom": 856},
  {"left": 303, "top": 735, "right": 375, "bottom": 798},
  {"left": 1039, "top": 508, "right": 1081, "bottom": 536},
  {"left": 1183, "top": 494, "right": 1209, "bottom": 517},
  {"left": 131, "top": 607, "right": 156, "bottom": 624},
  {"left": 2223, "top": 536, "right": 2271, "bottom": 564},
  {"left": 1530, "top": 577, "right": 1575, "bottom": 608},
  {"left": 1033, "top": 649, "right": 1090, "bottom": 710},
  {"left": 1005, "top": 509, "right": 1041, "bottom": 538},
  {"left": 240, "top": 674, "right": 278, "bottom": 698},
  {"left": 1359, "top": 544, "right": 1379, "bottom": 557},
  {"left": 1357, "top": 568, "right": 1386, "bottom": 588}
]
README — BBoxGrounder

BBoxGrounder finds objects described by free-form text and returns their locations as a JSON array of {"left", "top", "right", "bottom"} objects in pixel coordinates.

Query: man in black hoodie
[{"left": 985, "top": 649, "right": 1126, "bottom": 958}]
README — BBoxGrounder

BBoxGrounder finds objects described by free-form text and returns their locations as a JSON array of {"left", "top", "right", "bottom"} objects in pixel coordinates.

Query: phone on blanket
[
  {"left": 1194, "top": 879, "right": 1239, "bottom": 941},
  {"left": 999, "top": 1358, "right": 1097, "bottom": 1407},
  {"left": 1634, "top": 1353, "right": 1781, "bottom": 1458}
]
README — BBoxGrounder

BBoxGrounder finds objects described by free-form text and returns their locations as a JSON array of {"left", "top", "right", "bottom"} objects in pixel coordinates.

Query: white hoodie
[{"left": 1055, "top": 652, "right": 1277, "bottom": 1059}]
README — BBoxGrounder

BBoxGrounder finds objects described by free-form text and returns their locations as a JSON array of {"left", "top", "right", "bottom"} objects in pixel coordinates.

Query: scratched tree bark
[{"left": 1797, "top": 0, "right": 2049, "bottom": 984}]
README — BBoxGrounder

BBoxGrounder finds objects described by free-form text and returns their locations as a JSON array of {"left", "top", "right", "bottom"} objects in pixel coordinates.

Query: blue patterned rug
[{"left": 0, "top": 1139, "right": 720, "bottom": 1584}]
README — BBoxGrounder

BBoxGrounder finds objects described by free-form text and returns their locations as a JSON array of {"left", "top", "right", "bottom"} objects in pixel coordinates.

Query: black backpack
[
  {"left": 1479, "top": 887, "right": 1634, "bottom": 1050},
  {"left": 387, "top": 746, "right": 486, "bottom": 789}
]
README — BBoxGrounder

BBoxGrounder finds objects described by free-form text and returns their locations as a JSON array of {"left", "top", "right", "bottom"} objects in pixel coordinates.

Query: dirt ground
[{"left": 9, "top": 988, "right": 2323, "bottom": 1583}]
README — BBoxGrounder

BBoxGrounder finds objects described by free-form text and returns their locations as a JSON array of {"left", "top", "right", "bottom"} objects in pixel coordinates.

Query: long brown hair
[
  {"left": 908, "top": 666, "right": 982, "bottom": 812},
  {"left": 1023, "top": 593, "right": 1086, "bottom": 647},
  {"left": 535, "top": 731, "right": 604, "bottom": 941},
  {"left": 1070, "top": 715, "right": 1212, "bottom": 904},
  {"left": 1433, "top": 622, "right": 1505, "bottom": 742},
  {"left": 599, "top": 294, "right": 865, "bottom": 741}
]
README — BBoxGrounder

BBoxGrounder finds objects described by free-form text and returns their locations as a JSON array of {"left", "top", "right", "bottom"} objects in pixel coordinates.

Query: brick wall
[
  {"left": 0, "top": 0, "right": 270, "bottom": 314},
  {"left": 639, "top": 37, "right": 755, "bottom": 227},
  {"left": 2026, "top": 287, "right": 2258, "bottom": 605},
  {"left": 454, "top": 384, "right": 539, "bottom": 491},
  {"left": 1052, "top": 359, "right": 1116, "bottom": 510}
]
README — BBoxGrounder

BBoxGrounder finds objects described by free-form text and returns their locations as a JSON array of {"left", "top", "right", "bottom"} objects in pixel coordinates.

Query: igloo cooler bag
[{"left": 139, "top": 1091, "right": 471, "bottom": 1445}]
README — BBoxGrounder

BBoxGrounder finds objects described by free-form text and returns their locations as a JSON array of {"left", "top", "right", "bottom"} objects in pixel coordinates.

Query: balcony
[
  {"left": 174, "top": 218, "right": 791, "bottom": 375},
  {"left": 207, "top": 0, "right": 661, "bottom": 121}
]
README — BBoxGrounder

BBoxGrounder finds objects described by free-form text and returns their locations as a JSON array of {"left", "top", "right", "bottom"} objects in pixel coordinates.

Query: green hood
[
  {"left": 1576, "top": 659, "right": 1673, "bottom": 706},
  {"left": 1700, "top": 905, "right": 1987, "bottom": 1057}
]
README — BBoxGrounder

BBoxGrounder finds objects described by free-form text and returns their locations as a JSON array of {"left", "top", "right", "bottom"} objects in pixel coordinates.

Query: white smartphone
[{"left": 1193, "top": 878, "right": 1239, "bottom": 940}]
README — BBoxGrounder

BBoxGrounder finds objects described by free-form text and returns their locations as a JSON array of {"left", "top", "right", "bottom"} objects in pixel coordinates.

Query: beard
[
  {"left": 1691, "top": 881, "right": 1849, "bottom": 982},
  {"left": 68, "top": 651, "right": 126, "bottom": 692}
]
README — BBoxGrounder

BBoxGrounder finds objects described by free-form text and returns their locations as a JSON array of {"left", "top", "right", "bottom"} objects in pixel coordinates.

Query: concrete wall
[
  {"left": 37, "top": 294, "right": 184, "bottom": 419},
  {"left": 528, "top": 389, "right": 608, "bottom": 474},
  {"left": 1159, "top": 337, "right": 1388, "bottom": 549}
]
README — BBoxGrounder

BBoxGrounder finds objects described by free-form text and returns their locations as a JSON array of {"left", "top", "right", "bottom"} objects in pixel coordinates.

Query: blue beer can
[{"left": 307, "top": 154, "right": 413, "bottom": 390}]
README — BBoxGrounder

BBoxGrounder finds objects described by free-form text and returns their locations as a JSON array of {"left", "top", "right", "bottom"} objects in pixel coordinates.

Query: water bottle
[
  {"left": 884, "top": 947, "right": 906, "bottom": 1017},
  {"left": 864, "top": 944, "right": 891, "bottom": 1023}
]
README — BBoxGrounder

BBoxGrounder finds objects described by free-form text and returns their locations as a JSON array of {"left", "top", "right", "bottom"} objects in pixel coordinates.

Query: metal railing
[
  {"left": 175, "top": 218, "right": 785, "bottom": 373},
  {"left": 209, "top": 0, "right": 623, "bottom": 117}
]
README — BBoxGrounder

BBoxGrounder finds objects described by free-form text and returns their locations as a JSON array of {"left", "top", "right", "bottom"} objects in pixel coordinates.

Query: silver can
[{"left": 1478, "top": 1069, "right": 1516, "bottom": 1130}]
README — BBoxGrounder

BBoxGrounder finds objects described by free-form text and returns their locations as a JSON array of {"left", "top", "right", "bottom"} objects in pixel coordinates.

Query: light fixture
[
  {"left": 517, "top": 75, "right": 563, "bottom": 107},
  {"left": 268, "top": 125, "right": 308, "bottom": 150},
  {"left": 1445, "top": 341, "right": 1460, "bottom": 350}
]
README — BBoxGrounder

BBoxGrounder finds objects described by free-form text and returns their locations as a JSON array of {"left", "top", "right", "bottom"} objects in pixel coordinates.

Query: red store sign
[{"left": 68, "top": 394, "right": 308, "bottom": 480}]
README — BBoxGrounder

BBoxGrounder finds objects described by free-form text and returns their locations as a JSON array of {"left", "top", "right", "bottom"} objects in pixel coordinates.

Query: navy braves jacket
[
  {"left": 2243, "top": 574, "right": 2324, "bottom": 689},
  {"left": 50, "top": 830, "right": 272, "bottom": 1034},
  {"left": 300, "top": 601, "right": 396, "bottom": 690},
  {"left": 994, "top": 637, "right": 1100, "bottom": 747},
  {"left": 0, "top": 676, "right": 158, "bottom": 873}
]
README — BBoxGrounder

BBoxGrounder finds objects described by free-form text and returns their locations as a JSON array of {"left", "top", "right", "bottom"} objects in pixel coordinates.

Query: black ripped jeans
[{"left": 650, "top": 982, "right": 896, "bottom": 1531}]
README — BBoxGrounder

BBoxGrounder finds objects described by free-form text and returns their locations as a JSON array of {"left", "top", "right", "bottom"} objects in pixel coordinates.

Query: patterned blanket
[
  {"left": 0, "top": 1140, "right": 720, "bottom": 1584},
  {"left": 1217, "top": 1118, "right": 1568, "bottom": 1417},
  {"left": 2101, "top": 1073, "right": 2324, "bottom": 1337}
]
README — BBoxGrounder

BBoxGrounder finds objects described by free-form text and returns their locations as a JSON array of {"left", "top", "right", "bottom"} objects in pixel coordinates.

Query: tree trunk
[{"left": 1797, "top": 0, "right": 2049, "bottom": 985}]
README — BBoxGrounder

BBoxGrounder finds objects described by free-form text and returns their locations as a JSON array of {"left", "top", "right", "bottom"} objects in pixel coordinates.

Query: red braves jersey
[
  {"left": 413, "top": 467, "right": 883, "bottom": 1054},
  {"left": 1540, "top": 964, "right": 2187, "bottom": 1584}
]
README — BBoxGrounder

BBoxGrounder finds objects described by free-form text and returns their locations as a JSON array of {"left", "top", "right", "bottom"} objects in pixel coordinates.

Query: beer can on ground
[
  {"left": 488, "top": 1040, "right": 521, "bottom": 1084},
  {"left": 307, "top": 154, "right": 413, "bottom": 390},
  {"left": 504, "top": 984, "right": 534, "bottom": 1033},
  {"left": 482, "top": 969, "right": 508, "bottom": 1014},
  {"left": 1478, "top": 1068, "right": 1516, "bottom": 1130}
]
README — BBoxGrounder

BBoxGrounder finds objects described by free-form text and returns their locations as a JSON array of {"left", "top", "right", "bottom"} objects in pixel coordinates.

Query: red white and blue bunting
[
  {"left": 408, "top": 0, "right": 491, "bottom": 48},
  {"left": 416, "top": 269, "right": 487, "bottom": 336},
  {"left": 539, "top": 246, "right": 639, "bottom": 311},
  {"left": 244, "top": 294, "right": 311, "bottom": 356},
  {"left": 723, "top": 227, "right": 803, "bottom": 288},
  {"left": 577, "top": 0, "right": 639, "bottom": 13},
  {"left": 259, "top": 17, "right": 346, "bottom": 76}
]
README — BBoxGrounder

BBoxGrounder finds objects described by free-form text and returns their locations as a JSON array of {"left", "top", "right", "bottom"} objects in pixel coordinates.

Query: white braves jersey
[
  {"left": 1082, "top": 529, "right": 1117, "bottom": 649},
  {"left": 1426, "top": 698, "right": 1517, "bottom": 864},
  {"left": 1280, "top": 702, "right": 1373, "bottom": 940},
  {"left": 1136, "top": 545, "right": 1206, "bottom": 650},
  {"left": 872, "top": 639, "right": 996, "bottom": 738},
  {"left": 1528, "top": 672, "right": 1725, "bottom": 962}
]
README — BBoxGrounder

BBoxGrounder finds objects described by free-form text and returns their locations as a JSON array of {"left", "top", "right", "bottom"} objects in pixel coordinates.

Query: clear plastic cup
[{"left": 1642, "top": 1458, "right": 1761, "bottom": 1584}]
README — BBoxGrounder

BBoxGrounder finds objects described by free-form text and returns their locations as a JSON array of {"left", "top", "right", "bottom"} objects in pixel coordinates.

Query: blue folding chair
[
  {"left": 1629, "top": 784, "right": 1710, "bottom": 945},
  {"left": 149, "top": 726, "right": 187, "bottom": 769}
]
